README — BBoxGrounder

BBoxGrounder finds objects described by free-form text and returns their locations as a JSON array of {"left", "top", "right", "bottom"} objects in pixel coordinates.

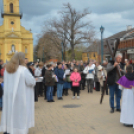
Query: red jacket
[
  {"left": 70, "top": 72, "right": 81, "bottom": 87},
  {"left": 0, "top": 68, "right": 5, "bottom": 76}
]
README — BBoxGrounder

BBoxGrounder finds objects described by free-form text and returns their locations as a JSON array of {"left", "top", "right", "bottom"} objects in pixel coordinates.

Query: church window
[
  {"left": 25, "top": 47, "right": 28, "bottom": 54},
  {"left": 10, "top": 3, "right": 14, "bottom": 13},
  {"left": 11, "top": 45, "right": 15, "bottom": 53},
  {"left": 11, "top": 21, "right": 14, "bottom": 25}
]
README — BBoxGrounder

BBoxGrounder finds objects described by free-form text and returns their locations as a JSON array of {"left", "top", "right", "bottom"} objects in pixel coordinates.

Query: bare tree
[
  {"left": 35, "top": 33, "right": 61, "bottom": 61},
  {"left": 41, "top": 3, "right": 95, "bottom": 60},
  {"left": 43, "top": 18, "right": 69, "bottom": 61},
  {"left": 58, "top": 3, "right": 95, "bottom": 59}
]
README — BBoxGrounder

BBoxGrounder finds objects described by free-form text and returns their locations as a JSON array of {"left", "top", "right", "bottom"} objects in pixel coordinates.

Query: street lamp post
[{"left": 100, "top": 26, "right": 105, "bottom": 64}]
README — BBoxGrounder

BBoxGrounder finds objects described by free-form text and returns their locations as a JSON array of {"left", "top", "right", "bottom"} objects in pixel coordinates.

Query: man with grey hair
[
  {"left": 102, "top": 60, "right": 108, "bottom": 69},
  {"left": 107, "top": 53, "right": 125, "bottom": 113}
]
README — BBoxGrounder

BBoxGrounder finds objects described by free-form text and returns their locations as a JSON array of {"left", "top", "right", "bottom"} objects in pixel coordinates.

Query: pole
[
  {"left": 43, "top": 46, "right": 45, "bottom": 62},
  {"left": 101, "top": 32, "right": 103, "bottom": 64}
]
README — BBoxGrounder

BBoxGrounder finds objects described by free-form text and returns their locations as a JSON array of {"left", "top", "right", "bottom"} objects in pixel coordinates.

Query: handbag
[
  {"left": 54, "top": 76, "right": 58, "bottom": 82},
  {"left": 65, "top": 75, "right": 71, "bottom": 82}
]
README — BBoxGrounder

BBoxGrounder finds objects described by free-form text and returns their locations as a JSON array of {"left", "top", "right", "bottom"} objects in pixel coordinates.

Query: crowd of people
[
  {"left": 0, "top": 52, "right": 134, "bottom": 134},
  {"left": 25, "top": 59, "right": 109, "bottom": 103}
]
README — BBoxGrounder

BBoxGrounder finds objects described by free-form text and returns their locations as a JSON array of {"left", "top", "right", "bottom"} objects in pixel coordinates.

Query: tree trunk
[{"left": 71, "top": 45, "right": 75, "bottom": 60}]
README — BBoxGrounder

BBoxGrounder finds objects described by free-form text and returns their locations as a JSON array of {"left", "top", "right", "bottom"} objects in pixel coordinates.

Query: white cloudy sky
[{"left": 0, "top": 0, "right": 134, "bottom": 45}]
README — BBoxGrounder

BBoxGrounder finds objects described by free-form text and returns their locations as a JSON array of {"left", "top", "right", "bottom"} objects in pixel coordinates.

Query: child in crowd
[
  {"left": 70, "top": 67, "right": 81, "bottom": 99},
  {"left": 0, "top": 76, "right": 4, "bottom": 110},
  {"left": 117, "top": 65, "right": 134, "bottom": 127}
]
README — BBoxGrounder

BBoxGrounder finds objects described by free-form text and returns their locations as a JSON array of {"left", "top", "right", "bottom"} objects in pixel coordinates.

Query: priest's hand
[
  {"left": 114, "top": 62, "right": 119, "bottom": 67},
  {"left": 35, "top": 78, "right": 38, "bottom": 81}
]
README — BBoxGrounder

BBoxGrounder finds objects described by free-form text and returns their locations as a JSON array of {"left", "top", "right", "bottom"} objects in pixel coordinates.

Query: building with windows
[
  {"left": 82, "top": 41, "right": 101, "bottom": 63},
  {"left": 0, "top": 0, "right": 33, "bottom": 62},
  {"left": 82, "top": 26, "right": 134, "bottom": 63},
  {"left": 103, "top": 27, "right": 134, "bottom": 62}
]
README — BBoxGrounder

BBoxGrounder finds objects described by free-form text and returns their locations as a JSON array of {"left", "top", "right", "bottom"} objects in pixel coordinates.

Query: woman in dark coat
[{"left": 79, "top": 62, "right": 86, "bottom": 90}]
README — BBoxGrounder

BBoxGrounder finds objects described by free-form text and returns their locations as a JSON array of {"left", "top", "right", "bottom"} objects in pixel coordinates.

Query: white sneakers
[
  {"left": 77, "top": 96, "right": 80, "bottom": 99},
  {"left": 72, "top": 96, "right": 80, "bottom": 99},
  {"left": 72, "top": 96, "right": 75, "bottom": 99}
]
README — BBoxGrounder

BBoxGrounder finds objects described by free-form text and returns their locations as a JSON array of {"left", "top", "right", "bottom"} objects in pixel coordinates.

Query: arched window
[
  {"left": 10, "top": 3, "right": 14, "bottom": 13},
  {"left": 11, "top": 45, "right": 15, "bottom": 53},
  {"left": 25, "top": 47, "right": 28, "bottom": 54}
]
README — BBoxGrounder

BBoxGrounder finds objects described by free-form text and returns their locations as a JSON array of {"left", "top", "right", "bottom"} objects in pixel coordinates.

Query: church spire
[{"left": 1, "top": 0, "right": 22, "bottom": 19}]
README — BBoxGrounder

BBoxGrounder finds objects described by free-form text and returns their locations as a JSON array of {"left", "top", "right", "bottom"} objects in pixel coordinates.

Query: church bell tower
[
  {"left": 1, "top": 0, "right": 23, "bottom": 36},
  {"left": 0, "top": 0, "right": 33, "bottom": 62}
]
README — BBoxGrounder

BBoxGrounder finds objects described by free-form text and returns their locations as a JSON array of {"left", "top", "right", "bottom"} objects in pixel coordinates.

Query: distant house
[
  {"left": 119, "top": 30, "right": 134, "bottom": 60},
  {"left": 103, "top": 27, "right": 134, "bottom": 62},
  {"left": 82, "top": 41, "right": 101, "bottom": 63},
  {"left": 82, "top": 26, "right": 134, "bottom": 63}
]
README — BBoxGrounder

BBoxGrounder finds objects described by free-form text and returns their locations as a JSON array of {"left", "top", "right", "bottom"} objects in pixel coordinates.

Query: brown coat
[
  {"left": 45, "top": 70, "right": 55, "bottom": 86},
  {"left": 97, "top": 69, "right": 107, "bottom": 87}
]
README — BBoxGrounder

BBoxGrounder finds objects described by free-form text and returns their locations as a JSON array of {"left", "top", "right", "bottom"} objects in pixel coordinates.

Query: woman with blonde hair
[{"left": 0, "top": 52, "right": 36, "bottom": 134}]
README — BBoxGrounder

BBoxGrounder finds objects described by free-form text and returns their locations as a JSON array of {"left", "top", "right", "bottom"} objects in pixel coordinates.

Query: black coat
[
  {"left": 42, "top": 67, "right": 46, "bottom": 77},
  {"left": 45, "top": 70, "right": 55, "bottom": 86}
]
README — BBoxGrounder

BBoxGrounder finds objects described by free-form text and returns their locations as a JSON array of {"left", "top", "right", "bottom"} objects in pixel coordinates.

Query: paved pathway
[{"left": 1, "top": 89, "right": 134, "bottom": 134}]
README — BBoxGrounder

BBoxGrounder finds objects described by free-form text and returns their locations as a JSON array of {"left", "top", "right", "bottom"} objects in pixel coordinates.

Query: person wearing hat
[
  {"left": 97, "top": 65, "right": 107, "bottom": 95},
  {"left": 54, "top": 62, "right": 64, "bottom": 100},
  {"left": 27, "top": 62, "right": 34, "bottom": 76}
]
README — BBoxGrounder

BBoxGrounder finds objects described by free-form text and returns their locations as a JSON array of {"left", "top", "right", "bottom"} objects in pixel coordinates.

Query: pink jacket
[{"left": 70, "top": 72, "right": 81, "bottom": 87}]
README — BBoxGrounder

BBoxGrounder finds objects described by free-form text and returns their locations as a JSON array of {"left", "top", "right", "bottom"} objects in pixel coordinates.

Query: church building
[{"left": 0, "top": 0, "right": 33, "bottom": 62}]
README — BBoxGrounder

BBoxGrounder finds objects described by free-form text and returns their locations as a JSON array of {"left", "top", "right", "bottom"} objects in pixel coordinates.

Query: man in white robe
[
  {"left": 117, "top": 65, "right": 134, "bottom": 127},
  {"left": 0, "top": 65, "right": 36, "bottom": 134},
  {"left": 119, "top": 85, "right": 134, "bottom": 127}
]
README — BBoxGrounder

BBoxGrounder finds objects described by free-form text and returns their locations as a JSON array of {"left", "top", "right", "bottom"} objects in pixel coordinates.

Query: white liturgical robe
[
  {"left": 0, "top": 65, "right": 36, "bottom": 134},
  {"left": 119, "top": 85, "right": 134, "bottom": 127}
]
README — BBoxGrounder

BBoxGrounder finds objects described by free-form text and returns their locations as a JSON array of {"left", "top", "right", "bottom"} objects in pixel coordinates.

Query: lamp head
[{"left": 100, "top": 26, "right": 104, "bottom": 33}]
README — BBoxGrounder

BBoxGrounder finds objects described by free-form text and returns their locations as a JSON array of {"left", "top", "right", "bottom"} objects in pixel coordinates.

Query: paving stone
[{"left": 0, "top": 90, "right": 134, "bottom": 134}]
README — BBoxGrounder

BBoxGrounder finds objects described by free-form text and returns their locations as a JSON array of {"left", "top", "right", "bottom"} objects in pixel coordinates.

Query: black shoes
[
  {"left": 60, "top": 97, "right": 63, "bottom": 100},
  {"left": 110, "top": 108, "right": 121, "bottom": 113},
  {"left": 116, "top": 109, "right": 121, "bottom": 112},
  {"left": 110, "top": 108, "right": 114, "bottom": 113},
  {"left": 124, "top": 124, "right": 133, "bottom": 127},
  {"left": 58, "top": 97, "right": 63, "bottom": 100},
  {"left": 47, "top": 100, "right": 55, "bottom": 102}
]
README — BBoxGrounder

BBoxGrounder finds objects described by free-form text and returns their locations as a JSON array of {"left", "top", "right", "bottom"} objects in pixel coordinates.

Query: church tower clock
[{"left": 0, "top": 0, "right": 33, "bottom": 62}]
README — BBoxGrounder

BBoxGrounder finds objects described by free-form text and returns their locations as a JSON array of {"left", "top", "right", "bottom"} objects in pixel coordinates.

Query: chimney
[{"left": 127, "top": 25, "right": 132, "bottom": 31}]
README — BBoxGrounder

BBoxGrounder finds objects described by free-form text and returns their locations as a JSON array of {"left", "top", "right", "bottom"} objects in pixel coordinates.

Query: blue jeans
[
  {"left": 109, "top": 83, "right": 121, "bottom": 109},
  {"left": 0, "top": 97, "right": 2, "bottom": 108},
  {"left": 46, "top": 86, "right": 54, "bottom": 101},
  {"left": 57, "top": 83, "right": 63, "bottom": 98}
]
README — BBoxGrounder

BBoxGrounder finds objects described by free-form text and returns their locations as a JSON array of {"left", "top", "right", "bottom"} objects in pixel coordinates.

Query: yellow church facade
[{"left": 0, "top": 0, "right": 33, "bottom": 62}]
